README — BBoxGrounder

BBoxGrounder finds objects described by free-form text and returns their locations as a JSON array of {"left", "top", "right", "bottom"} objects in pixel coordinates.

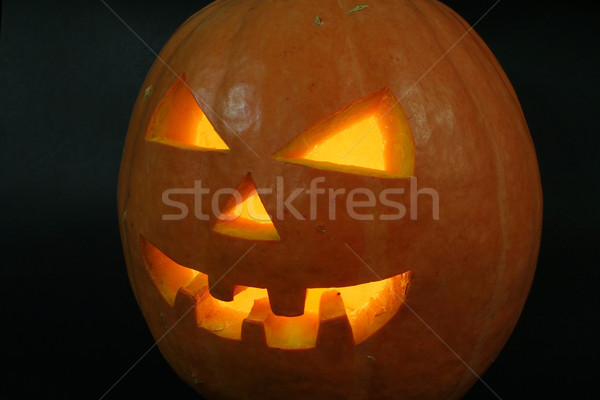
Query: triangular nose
[{"left": 213, "top": 174, "right": 281, "bottom": 241}]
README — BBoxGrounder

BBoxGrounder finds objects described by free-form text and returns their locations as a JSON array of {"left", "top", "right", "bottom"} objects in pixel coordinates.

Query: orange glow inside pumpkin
[
  {"left": 145, "top": 75, "right": 229, "bottom": 151},
  {"left": 213, "top": 174, "right": 281, "bottom": 241},
  {"left": 141, "top": 237, "right": 412, "bottom": 349},
  {"left": 303, "top": 115, "right": 385, "bottom": 171},
  {"left": 273, "top": 88, "right": 415, "bottom": 178}
]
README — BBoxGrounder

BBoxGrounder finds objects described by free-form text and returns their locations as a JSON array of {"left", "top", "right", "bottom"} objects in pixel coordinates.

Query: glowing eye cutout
[
  {"left": 273, "top": 88, "right": 415, "bottom": 178},
  {"left": 213, "top": 174, "right": 281, "bottom": 241},
  {"left": 145, "top": 74, "right": 229, "bottom": 151}
]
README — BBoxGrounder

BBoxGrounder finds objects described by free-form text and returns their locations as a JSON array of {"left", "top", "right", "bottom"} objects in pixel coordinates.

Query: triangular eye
[
  {"left": 146, "top": 74, "right": 229, "bottom": 151},
  {"left": 273, "top": 88, "right": 414, "bottom": 178},
  {"left": 213, "top": 174, "right": 281, "bottom": 241}
]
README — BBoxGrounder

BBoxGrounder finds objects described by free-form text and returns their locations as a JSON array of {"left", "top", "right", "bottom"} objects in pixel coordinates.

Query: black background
[{"left": 1, "top": 1, "right": 598, "bottom": 398}]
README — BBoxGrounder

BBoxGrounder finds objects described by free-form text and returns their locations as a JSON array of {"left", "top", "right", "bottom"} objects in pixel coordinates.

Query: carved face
[
  {"left": 118, "top": 1, "right": 542, "bottom": 398},
  {"left": 137, "top": 75, "right": 416, "bottom": 349}
]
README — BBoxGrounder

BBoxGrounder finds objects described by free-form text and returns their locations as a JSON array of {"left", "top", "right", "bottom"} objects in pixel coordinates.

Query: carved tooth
[
  {"left": 184, "top": 273, "right": 209, "bottom": 294},
  {"left": 316, "top": 289, "right": 355, "bottom": 354},
  {"left": 241, "top": 297, "right": 271, "bottom": 346},
  {"left": 266, "top": 286, "right": 307, "bottom": 317},
  {"left": 208, "top": 275, "right": 236, "bottom": 301},
  {"left": 173, "top": 287, "right": 200, "bottom": 326},
  {"left": 193, "top": 286, "right": 216, "bottom": 327}
]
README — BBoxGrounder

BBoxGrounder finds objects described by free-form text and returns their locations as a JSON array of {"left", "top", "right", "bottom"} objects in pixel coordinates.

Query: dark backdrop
[{"left": 1, "top": 1, "right": 598, "bottom": 398}]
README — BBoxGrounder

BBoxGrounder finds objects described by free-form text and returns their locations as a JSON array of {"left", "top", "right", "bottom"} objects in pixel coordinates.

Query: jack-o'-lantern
[{"left": 118, "top": 0, "right": 542, "bottom": 399}]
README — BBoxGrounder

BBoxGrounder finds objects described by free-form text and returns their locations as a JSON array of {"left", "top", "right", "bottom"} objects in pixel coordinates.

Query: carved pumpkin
[{"left": 118, "top": 0, "right": 542, "bottom": 399}]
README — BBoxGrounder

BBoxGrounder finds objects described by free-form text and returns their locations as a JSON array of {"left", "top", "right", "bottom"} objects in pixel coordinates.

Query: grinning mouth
[{"left": 140, "top": 236, "right": 412, "bottom": 350}]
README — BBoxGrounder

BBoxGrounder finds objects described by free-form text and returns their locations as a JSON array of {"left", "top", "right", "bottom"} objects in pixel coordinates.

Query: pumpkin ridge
[
  {"left": 409, "top": 2, "right": 512, "bottom": 393},
  {"left": 424, "top": 7, "right": 525, "bottom": 394},
  {"left": 335, "top": 0, "right": 367, "bottom": 95}
]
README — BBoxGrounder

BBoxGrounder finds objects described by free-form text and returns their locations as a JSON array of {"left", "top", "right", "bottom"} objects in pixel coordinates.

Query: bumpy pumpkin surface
[{"left": 118, "top": 0, "right": 542, "bottom": 399}]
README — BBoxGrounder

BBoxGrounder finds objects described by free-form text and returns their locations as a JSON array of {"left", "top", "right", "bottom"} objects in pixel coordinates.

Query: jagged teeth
[
  {"left": 181, "top": 278, "right": 358, "bottom": 350},
  {"left": 240, "top": 297, "right": 270, "bottom": 346},
  {"left": 316, "top": 289, "right": 355, "bottom": 351},
  {"left": 237, "top": 289, "right": 355, "bottom": 350},
  {"left": 173, "top": 286, "right": 201, "bottom": 325}
]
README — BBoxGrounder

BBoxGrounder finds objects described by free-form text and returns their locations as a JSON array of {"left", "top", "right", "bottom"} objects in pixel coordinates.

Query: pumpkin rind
[{"left": 118, "top": 0, "right": 542, "bottom": 399}]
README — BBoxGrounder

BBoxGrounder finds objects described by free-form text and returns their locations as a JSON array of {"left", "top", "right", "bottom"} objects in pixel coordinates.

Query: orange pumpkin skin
[{"left": 118, "top": 0, "right": 542, "bottom": 399}]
